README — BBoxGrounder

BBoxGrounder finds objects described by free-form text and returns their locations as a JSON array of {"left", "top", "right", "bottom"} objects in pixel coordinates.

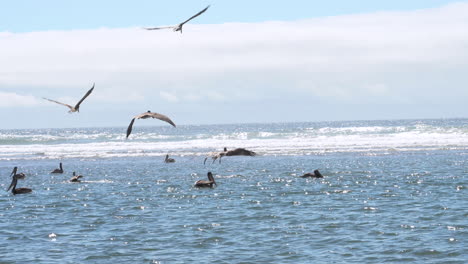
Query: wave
[{"left": 0, "top": 119, "right": 467, "bottom": 160}]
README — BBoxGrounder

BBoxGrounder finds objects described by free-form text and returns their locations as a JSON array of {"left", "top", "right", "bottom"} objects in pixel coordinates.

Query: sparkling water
[{"left": 1, "top": 119, "right": 466, "bottom": 263}]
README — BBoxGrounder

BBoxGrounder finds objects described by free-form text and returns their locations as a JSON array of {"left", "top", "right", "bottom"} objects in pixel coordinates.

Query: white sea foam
[{"left": 0, "top": 121, "right": 466, "bottom": 160}]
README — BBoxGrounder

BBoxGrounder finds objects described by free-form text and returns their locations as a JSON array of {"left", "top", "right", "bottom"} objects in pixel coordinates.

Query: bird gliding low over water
[{"left": 126, "top": 110, "right": 176, "bottom": 139}]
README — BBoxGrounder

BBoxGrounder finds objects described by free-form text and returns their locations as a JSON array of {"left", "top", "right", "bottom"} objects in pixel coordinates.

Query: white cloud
[
  {"left": 0, "top": 92, "right": 42, "bottom": 107},
  {"left": 159, "top": 91, "right": 179, "bottom": 102},
  {"left": 0, "top": 2, "right": 467, "bottom": 123}
]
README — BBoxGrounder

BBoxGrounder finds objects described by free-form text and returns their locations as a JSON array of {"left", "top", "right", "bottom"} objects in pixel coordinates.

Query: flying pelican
[
  {"left": 51, "top": 163, "right": 64, "bottom": 174},
  {"left": 126, "top": 111, "right": 176, "bottom": 139},
  {"left": 7, "top": 174, "right": 32, "bottom": 195},
  {"left": 10, "top": 167, "right": 25, "bottom": 179},
  {"left": 194, "top": 172, "right": 217, "bottom": 188},
  {"left": 203, "top": 152, "right": 225, "bottom": 165},
  {"left": 70, "top": 172, "right": 83, "bottom": 182},
  {"left": 300, "top": 169, "right": 324, "bottom": 178},
  {"left": 164, "top": 154, "right": 175, "bottom": 163},
  {"left": 43, "top": 83, "right": 95, "bottom": 113},
  {"left": 144, "top": 5, "right": 210, "bottom": 33}
]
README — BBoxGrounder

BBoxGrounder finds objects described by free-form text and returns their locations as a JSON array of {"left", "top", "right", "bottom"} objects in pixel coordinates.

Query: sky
[{"left": 1, "top": 0, "right": 467, "bottom": 129}]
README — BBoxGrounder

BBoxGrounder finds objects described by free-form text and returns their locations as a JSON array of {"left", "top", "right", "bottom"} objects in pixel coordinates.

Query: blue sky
[
  {"left": 0, "top": 0, "right": 463, "bottom": 32},
  {"left": 1, "top": 1, "right": 467, "bottom": 128}
]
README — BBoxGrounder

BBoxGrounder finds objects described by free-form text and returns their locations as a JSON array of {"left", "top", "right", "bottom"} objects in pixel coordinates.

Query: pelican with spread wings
[
  {"left": 43, "top": 83, "right": 95, "bottom": 113},
  {"left": 144, "top": 5, "right": 210, "bottom": 33},
  {"left": 126, "top": 111, "right": 176, "bottom": 139}
]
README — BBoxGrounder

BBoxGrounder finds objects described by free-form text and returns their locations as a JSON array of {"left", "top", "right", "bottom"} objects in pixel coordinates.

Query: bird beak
[{"left": 6, "top": 178, "right": 15, "bottom": 191}]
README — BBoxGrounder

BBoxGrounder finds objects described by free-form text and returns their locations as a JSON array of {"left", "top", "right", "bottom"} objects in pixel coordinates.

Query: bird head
[{"left": 207, "top": 172, "right": 217, "bottom": 186}]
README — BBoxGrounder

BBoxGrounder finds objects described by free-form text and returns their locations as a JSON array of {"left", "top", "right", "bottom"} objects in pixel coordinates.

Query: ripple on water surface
[{"left": 0, "top": 149, "right": 466, "bottom": 263}]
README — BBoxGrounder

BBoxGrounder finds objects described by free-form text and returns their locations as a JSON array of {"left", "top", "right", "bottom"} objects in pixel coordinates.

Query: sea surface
[{"left": 0, "top": 119, "right": 467, "bottom": 263}]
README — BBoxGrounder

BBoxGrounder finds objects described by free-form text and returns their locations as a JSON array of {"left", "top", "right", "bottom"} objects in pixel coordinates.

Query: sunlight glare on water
[{"left": 0, "top": 119, "right": 466, "bottom": 263}]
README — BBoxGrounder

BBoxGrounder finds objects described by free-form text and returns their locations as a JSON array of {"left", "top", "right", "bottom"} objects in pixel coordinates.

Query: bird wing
[
  {"left": 43, "top": 98, "right": 74, "bottom": 110},
  {"left": 127, "top": 112, "right": 176, "bottom": 138},
  {"left": 143, "top": 26, "right": 176, "bottom": 30},
  {"left": 180, "top": 5, "right": 210, "bottom": 25},
  {"left": 74, "top": 83, "right": 95, "bottom": 109},
  {"left": 146, "top": 112, "right": 176, "bottom": 127},
  {"left": 126, "top": 118, "right": 136, "bottom": 139}
]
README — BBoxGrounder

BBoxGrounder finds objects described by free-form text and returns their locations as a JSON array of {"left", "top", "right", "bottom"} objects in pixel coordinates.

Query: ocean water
[{"left": 0, "top": 119, "right": 466, "bottom": 263}]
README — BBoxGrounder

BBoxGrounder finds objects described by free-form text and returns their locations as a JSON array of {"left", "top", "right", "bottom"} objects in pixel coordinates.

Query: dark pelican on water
[
  {"left": 164, "top": 154, "right": 175, "bottom": 163},
  {"left": 224, "top": 147, "right": 256, "bottom": 157},
  {"left": 194, "top": 172, "right": 217, "bottom": 188},
  {"left": 70, "top": 172, "right": 83, "bottom": 182},
  {"left": 10, "top": 167, "right": 26, "bottom": 179},
  {"left": 300, "top": 169, "right": 324, "bottom": 178},
  {"left": 126, "top": 110, "right": 176, "bottom": 139},
  {"left": 204, "top": 147, "right": 257, "bottom": 164},
  {"left": 51, "top": 162, "right": 64, "bottom": 174},
  {"left": 144, "top": 5, "right": 210, "bottom": 33},
  {"left": 7, "top": 174, "right": 32, "bottom": 195},
  {"left": 43, "top": 83, "right": 95, "bottom": 113}
]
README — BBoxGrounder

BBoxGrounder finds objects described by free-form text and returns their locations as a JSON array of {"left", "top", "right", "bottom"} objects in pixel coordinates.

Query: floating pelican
[
  {"left": 7, "top": 174, "right": 32, "bottom": 195},
  {"left": 51, "top": 162, "right": 64, "bottom": 174},
  {"left": 224, "top": 147, "right": 256, "bottom": 157},
  {"left": 204, "top": 147, "right": 256, "bottom": 164},
  {"left": 164, "top": 154, "right": 175, "bottom": 163},
  {"left": 70, "top": 172, "right": 83, "bottom": 182},
  {"left": 144, "top": 5, "right": 210, "bottom": 33},
  {"left": 194, "top": 172, "right": 217, "bottom": 188},
  {"left": 300, "top": 169, "right": 324, "bottom": 178},
  {"left": 126, "top": 110, "right": 176, "bottom": 139},
  {"left": 43, "top": 83, "right": 95, "bottom": 113},
  {"left": 10, "top": 167, "right": 26, "bottom": 179}
]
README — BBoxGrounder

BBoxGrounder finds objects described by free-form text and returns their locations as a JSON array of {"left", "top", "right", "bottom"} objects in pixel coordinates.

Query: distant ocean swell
[{"left": 1, "top": 120, "right": 467, "bottom": 161}]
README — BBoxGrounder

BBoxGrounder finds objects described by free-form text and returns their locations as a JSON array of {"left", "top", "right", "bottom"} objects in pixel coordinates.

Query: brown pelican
[
  {"left": 300, "top": 169, "right": 324, "bottom": 178},
  {"left": 164, "top": 154, "right": 175, "bottom": 163},
  {"left": 224, "top": 147, "right": 257, "bottom": 157},
  {"left": 194, "top": 172, "right": 217, "bottom": 188},
  {"left": 43, "top": 83, "right": 95, "bottom": 113},
  {"left": 144, "top": 5, "right": 210, "bottom": 33},
  {"left": 7, "top": 174, "right": 32, "bottom": 195},
  {"left": 204, "top": 147, "right": 256, "bottom": 164},
  {"left": 10, "top": 167, "right": 26, "bottom": 179},
  {"left": 70, "top": 172, "right": 83, "bottom": 182},
  {"left": 51, "top": 163, "right": 64, "bottom": 174},
  {"left": 126, "top": 110, "right": 176, "bottom": 139}
]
